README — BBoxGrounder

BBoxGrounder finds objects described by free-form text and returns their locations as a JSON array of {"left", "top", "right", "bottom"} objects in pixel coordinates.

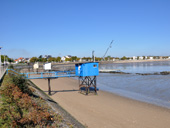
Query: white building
[
  {"left": 24, "top": 58, "right": 30, "bottom": 63},
  {"left": 79, "top": 58, "right": 82, "bottom": 62},
  {"left": 139, "top": 56, "right": 144, "bottom": 60},
  {"left": 133, "top": 56, "right": 137, "bottom": 60},
  {"left": 61, "top": 56, "right": 65, "bottom": 61},
  {"left": 149, "top": 56, "right": 153, "bottom": 60},
  {"left": 61, "top": 55, "right": 72, "bottom": 61}
]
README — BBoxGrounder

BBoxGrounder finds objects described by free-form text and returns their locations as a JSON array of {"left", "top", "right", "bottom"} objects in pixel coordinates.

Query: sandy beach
[{"left": 31, "top": 78, "right": 170, "bottom": 128}]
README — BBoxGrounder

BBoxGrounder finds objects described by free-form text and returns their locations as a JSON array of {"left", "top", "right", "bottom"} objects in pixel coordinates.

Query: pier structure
[
  {"left": 6, "top": 62, "right": 99, "bottom": 95},
  {"left": 6, "top": 69, "right": 76, "bottom": 95}
]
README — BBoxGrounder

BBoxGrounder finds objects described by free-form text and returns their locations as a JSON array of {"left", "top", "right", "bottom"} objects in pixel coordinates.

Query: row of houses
[
  {"left": 13, "top": 55, "right": 170, "bottom": 64},
  {"left": 14, "top": 57, "right": 30, "bottom": 63},
  {"left": 14, "top": 55, "right": 53, "bottom": 63},
  {"left": 14, "top": 55, "right": 91, "bottom": 63},
  {"left": 132, "top": 56, "right": 170, "bottom": 60}
]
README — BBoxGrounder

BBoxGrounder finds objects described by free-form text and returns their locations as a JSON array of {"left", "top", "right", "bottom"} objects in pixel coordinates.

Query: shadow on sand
[{"left": 44, "top": 89, "right": 79, "bottom": 95}]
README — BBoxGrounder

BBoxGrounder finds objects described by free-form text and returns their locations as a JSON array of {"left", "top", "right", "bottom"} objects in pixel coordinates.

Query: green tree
[
  {"left": 38, "top": 58, "right": 42, "bottom": 62},
  {"left": 65, "top": 58, "right": 72, "bottom": 62},
  {"left": 95, "top": 57, "right": 102, "bottom": 61},
  {"left": 1, "top": 55, "right": 11, "bottom": 63},
  {"left": 115, "top": 57, "right": 120, "bottom": 60},
  {"left": 42, "top": 58, "right": 47, "bottom": 62},
  {"left": 56, "top": 57, "right": 61, "bottom": 62},
  {"left": 82, "top": 57, "right": 91, "bottom": 61},
  {"left": 38, "top": 55, "right": 43, "bottom": 62},
  {"left": 48, "top": 57, "right": 56, "bottom": 62},
  {"left": 121, "top": 56, "right": 127, "bottom": 60},
  {"left": 76, "top": 57, "right": 80, "bottom": 61},
  {"left": 8, "top": 58, "right": 14, "bottom": 63},
  {"left": 1, "top": 55, "right": 4, "bottom": 62},
  {"left": 30, "top": 57, "right": 38, "bottom": 63},
  {"left": 71, "top": 56, "right": 77, "bottom": 62}
]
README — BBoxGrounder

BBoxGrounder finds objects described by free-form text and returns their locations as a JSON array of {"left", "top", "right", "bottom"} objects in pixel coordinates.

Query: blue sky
[{"left": 0, "top": 0, "right": 170, "bottom": 59}]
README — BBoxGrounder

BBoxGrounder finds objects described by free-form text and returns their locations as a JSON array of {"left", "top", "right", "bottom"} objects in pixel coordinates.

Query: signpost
[
  {"left": 44, "top": 63, "right": 51, "bottom": 70},
  {"left": 33, "top": 62, "right": 39, "bottom": 73},
  {"left": 44, "top": 63, "right": 52, "bottom": 95}
]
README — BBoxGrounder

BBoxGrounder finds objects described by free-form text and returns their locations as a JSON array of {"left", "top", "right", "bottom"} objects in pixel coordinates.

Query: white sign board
[
  {"left": 33, "top": 63, "right": 39, "bottom": 69},
  {"left": 44, "top": 63, "right": 51, "bottom": 70}
]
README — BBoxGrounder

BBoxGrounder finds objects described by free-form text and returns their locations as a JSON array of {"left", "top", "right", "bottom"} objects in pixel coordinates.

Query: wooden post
[
  {"left": 48, "top": 78, "right": 51, "bottom": 95},
  {"left": 94, "top": 76, "right": 97, "bottom": 94}
]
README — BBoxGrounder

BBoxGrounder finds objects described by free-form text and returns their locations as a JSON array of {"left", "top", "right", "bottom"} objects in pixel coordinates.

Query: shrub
[
  {"left": 10, "top": 74, "right": 32, "bottom": 95},
  {"left": 0, "top": 75, "right": 57, "bottom": 127}
]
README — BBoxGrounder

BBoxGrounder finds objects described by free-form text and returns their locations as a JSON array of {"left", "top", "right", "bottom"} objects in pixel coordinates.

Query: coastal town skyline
[
  {"left": 2, "top": 54, "right": 170, "bottom": 64},
  {"left": 1, "top": 0, "right": 170, "bottom": 58}
]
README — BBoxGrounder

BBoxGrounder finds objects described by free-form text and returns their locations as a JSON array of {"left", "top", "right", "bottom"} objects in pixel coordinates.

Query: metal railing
[
  {"left": 6, "top": 69, "right": 76, "bottom": 79},
  {"left": 22, "top": 70, "right": 76, "bottom": 79}
]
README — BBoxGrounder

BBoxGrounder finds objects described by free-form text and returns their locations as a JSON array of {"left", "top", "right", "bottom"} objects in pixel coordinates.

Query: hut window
[{"left": 93, "top": 64, "right": 97, "bottom": 67}]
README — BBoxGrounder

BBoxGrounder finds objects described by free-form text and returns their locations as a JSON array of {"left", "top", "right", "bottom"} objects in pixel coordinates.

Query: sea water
[
  {"left": 98, "top": 61, "right": 170, "bottom": 109},
  {"left": 99, "top": 60, "right": 170, "bottom": 74}
]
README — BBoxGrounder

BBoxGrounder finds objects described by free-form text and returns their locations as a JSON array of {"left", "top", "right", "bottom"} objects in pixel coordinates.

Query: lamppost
[
  {"left": 0, "top": 47, "right": 2, "bottom": 67},
  {"left": 92, "top": 50, "right": 95, "bottom": 62}
]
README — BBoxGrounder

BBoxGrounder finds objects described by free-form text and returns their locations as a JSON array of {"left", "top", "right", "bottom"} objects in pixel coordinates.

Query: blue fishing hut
[
  {"left": 75, "top": 62, "right": 99, "bottom": 77},
  {"left": 75, "top": 62, "right": 99, "bottom": 95}
]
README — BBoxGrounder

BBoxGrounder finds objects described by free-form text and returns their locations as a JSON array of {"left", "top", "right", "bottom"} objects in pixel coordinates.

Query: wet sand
[{"left": 31, "top": 78, "right": 170, "bottom": 128}]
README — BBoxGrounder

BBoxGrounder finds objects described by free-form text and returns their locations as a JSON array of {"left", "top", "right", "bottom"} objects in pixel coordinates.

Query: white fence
[{"left": 0, "top": 66, "right": 8, "bottom": 80}]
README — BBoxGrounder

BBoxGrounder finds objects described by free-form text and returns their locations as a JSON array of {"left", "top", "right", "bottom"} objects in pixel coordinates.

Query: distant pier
[{"left": 99, "top": 69, "right": 120, "bottom": 73}]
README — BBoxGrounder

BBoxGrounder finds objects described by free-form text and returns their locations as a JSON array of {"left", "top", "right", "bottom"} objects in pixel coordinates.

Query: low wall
[{"left": 0, "top": 66, "right": 8, "bottom": 81}]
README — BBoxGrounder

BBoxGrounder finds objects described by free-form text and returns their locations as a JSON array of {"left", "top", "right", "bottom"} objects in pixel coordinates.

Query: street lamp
[
  {"left": 92, "top": 50, "right": 95, "bottom": 62},
  {"left": 0, "top": 47, "right": 2, "bottom": 67}
]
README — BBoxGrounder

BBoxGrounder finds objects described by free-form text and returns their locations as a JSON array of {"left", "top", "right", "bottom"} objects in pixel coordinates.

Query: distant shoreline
[{"left": 100, "top": 59, "right": 170, "bottom": 64}]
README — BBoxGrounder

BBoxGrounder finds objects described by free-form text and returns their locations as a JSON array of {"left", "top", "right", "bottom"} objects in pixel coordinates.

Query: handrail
[
  {"left": 6, "top": 69, "right": 76, "bottom": 79},
  {"left": 7, "top": 68, "right": 21, "bottom": 74}
]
